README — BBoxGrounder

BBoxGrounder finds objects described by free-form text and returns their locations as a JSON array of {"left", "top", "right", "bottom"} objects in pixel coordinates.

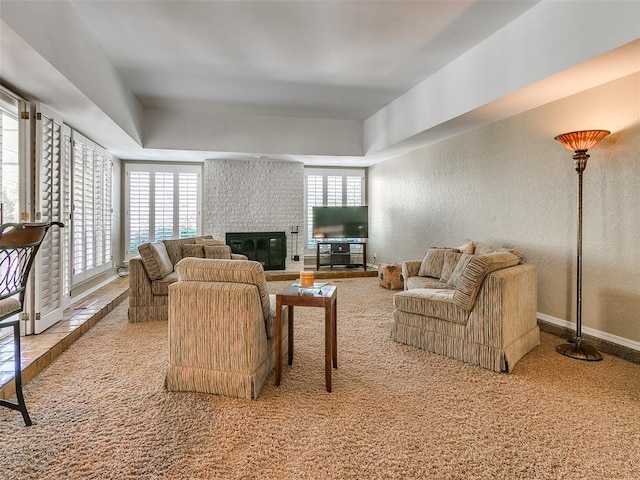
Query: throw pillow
[
  {"left": 482, "top": 250, "right": 522, "bottom": 273},
  {"left": 153, "top": 242, "right": 174, "bottom": 277},
  {"left": 138, "top": 242, "right": 173, "bottom": 280},
  {"left": 440, "top": 250, "right": 462, "bottom": 283},
  {"left": 458, "top": 240, "right": 474, "bottom": 255},
  {"left": 204, "top": 245, "right": 232, "bottom": 259},
  {"left": 418, "top": 248, "right": 456, "bottom": 278},
  {"left": 194, "top": 238, "right": 225, "bottom": 245},
  {"left": 447, "top": 253, "right": 474, "bottom": 288},
  {"left": 451, "top": 251, "right": 523, "bottom": 311},
  {"left": 181, "top": 244, "right": 205, "bottom": 259},
  {"left": 473, "top": 241, "right": 497, "bottom": 255}
]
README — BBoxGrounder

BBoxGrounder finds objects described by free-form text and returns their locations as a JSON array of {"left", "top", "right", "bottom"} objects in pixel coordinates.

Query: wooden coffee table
[{"left": 275, "top": 283, "right": 337, "bottom": 392}]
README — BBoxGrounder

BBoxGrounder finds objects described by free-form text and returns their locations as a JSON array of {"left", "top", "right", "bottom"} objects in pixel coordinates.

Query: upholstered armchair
[{"left": 165, "top": 258, "right": 288, "bottom": 400}]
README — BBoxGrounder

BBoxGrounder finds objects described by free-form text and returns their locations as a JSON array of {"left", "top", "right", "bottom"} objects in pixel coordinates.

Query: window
[
  {"left": 0, "top": 93, "right": 21, "bottom": 224},
  {"left": 71, "top": 132, "right": 113, "bottom": 285},
  {"left": 125, "top": 164, "right": 202, "bottom": 258},
  {"left": 304, "top": 168, "right": 366, "bottom": 248}
]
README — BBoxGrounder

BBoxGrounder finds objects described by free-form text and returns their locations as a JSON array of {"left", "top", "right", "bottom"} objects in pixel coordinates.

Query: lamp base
[{"left": 556, "top": 340, "right": 603, "bottom": 361}]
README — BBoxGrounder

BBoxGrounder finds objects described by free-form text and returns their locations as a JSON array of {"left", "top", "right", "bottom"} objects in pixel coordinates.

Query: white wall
[
  {"left": 368, "top": 72, "right": 640, "bottom": 345},
  {"left": 203, "top": 158, "right": 305, "bottom": 270}
]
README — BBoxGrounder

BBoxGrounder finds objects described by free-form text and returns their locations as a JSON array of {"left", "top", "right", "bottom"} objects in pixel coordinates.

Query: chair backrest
[
  {"left": 0, "top": 222, "right": 64, "bottom": 304},
  {"left": 174, "top": 258, "right": 270, "bottom": 320}
]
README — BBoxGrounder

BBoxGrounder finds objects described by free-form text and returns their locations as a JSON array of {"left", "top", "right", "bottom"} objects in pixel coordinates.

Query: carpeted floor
[{"left": 1, "top": 277, "right": 639, "bottom": 479}]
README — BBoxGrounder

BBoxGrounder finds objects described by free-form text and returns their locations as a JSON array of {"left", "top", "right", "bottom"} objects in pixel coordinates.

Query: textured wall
[
  {"left": 368, "top": 72, "right": 640, "bottom": 345},
  {"left": 203, "top": 158, "right": 305, "bottom": 270}
]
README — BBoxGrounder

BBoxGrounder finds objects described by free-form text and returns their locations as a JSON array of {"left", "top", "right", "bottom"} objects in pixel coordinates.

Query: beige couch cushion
[
  {"left": 151, "top": 273, "right": 179, "bottom": 296},
  {"left": 405, "top": 276, "right": 451, "bottom": 290},
  {"left": 182, "top": 244, "right": 205, "bottom": 258},
  {"left": 204, "top": 245, "right": 232, "bottom": 259},
  {"left": 138, "top": 242, "right": 173, "bottom": 280},
  {"left": 195, "top": 238, "right": 225, "bottom": 245},
  {"left": 452, "top": 251, "right": 522, "bottom": 310},
  {"left": 447, "top": 254, "right": 474, "bottom": 288},
  {"left": 458, "top": 240, "right": 475, "bottom": 254},
  {"left": 418, "top": 248, "right": 458, "bottom": 278},
  {"left": 175, "top": 258, "right": 270, "bottom": 321},
  {"left": 394, "top": 289, "right": 470, "bottom": 324},
  {"left": 440, "top": 250, "right": 463, "bottom": 283}
]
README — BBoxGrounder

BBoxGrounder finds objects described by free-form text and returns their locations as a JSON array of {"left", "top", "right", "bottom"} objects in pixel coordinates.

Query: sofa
[
  {"left": 391, "top": 241, "right": 539, "bottom": 372},
  {"left": 166, "top": 258, "right": 288, "bottom": 400},
  {"left": 128, "top": 236, "right": 247, "bottom": 323}
]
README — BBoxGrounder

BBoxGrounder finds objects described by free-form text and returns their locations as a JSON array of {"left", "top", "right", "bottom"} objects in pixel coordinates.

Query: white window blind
[
  {"left": 304, "top": 168, "right": 366, "bottom": 248},
  {"left": 34, "top": 108, "right": 67, "bottom": 332},
  {"left": 0, "top": 108, "right": 20, "bottom": 224},
  {"left": 305, "top": 174, "right": 323, "bottom": 249},
  {"left": 154, "top": 172, "right": 174, "bottom": 241},
  {"left": 71, "top": 132, "right": 113, "bottom": 285},
  {"left": 178, "top": 172, "right": 198, "bottom": 238},
  {"left": 128, "top": 170, "right": 150, "bottom": 254},
  {"left": 125, "top": 164, "right": 202, "bottom": 258}
]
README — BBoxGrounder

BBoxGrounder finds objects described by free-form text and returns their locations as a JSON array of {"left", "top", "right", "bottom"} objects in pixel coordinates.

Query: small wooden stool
[{"left": 378, "top": 263, "right": 403, "bottom": 290}]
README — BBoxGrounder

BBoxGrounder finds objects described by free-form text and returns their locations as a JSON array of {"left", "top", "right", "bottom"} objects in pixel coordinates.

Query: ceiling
[
  {"left": 68, "top": 0, "right": 536, "bottom": 121},
  {"left": 1, "top": 1, "right": 639, "bottom": 165}
]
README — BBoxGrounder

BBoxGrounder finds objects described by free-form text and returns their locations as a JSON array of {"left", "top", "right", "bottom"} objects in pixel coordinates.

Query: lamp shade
[{"left": 554, "top": 130, "right": 610, "bottom": 152}]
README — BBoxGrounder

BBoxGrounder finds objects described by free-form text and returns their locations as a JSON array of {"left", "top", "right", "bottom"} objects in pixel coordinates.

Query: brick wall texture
[{"left": 203, "top": 158, "right": 305, "bottom": 270}]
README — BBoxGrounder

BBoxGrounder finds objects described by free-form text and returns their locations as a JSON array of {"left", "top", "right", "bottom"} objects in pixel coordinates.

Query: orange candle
[{"left": 300, "top": 271, "right": 314, "bottom": 287}]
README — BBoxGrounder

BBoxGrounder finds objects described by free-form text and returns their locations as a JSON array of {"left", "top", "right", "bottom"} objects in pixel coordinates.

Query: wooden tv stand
[{"left": 316, "top": 242, "right": 367, "bottom": 271}]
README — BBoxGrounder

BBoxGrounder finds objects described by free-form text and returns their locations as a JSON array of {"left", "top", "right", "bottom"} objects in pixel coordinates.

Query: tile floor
[{"left": 0, "top": 276, "right": 129, "bottom": 401}]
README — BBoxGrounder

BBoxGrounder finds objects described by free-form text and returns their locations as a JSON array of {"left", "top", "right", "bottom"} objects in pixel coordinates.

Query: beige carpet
[{"left": 1, "top": 277, "right": 639, "bottom": 480}]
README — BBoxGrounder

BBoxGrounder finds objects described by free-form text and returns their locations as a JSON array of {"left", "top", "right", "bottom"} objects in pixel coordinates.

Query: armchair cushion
[{"left": 0, "top": 297, "right": 21, "bottom": 317}]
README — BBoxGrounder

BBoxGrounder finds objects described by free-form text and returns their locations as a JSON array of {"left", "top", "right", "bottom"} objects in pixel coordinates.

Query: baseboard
[{"left": 537, "top": 312, "right": 640, "bottom": 364}]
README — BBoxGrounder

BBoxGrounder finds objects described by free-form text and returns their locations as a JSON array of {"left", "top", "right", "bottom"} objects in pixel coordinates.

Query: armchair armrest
[
  {"left": 128, "top": 257, "right": 153, "bottom": 306},
  {"left": 402, "top": 261, "right": 422, "bottom": 288}
]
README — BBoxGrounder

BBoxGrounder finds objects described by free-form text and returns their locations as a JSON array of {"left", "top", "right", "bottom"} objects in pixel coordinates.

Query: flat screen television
[{"left": 312, "top": 206, "right": 368, "bottom": 239}]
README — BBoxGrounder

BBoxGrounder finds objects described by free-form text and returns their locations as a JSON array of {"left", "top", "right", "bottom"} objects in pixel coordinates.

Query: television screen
[{"left": 312, "top": 206, "right": 368, "bottom": 239}]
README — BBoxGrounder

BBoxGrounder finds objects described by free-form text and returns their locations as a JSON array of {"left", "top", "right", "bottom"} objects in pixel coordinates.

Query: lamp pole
[{"left": 554, "top": 130, "right": 609, "bottom": 361}]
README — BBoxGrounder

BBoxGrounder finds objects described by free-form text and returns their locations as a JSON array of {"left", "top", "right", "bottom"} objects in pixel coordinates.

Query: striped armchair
[{"left": 166, "top": 258, "right": 288, "bottom": 400}]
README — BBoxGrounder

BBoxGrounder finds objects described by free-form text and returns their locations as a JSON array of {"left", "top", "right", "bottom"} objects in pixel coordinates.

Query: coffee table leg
[
  {"left": 288, "top": 305, "right": 294, "bottom": 365},
  {"left": 332, "top": 298, "right": 337, "bottom": 368},
  {"left": 325, "top": 304, "right": 332, "bottom": 392},
  {"left": 275, "top": 297, "right": 282, "bottom": 386}
]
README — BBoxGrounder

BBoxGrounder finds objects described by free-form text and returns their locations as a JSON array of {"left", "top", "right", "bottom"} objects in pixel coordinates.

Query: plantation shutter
[
  {"left": 305, "top": 174, "right": 323, "bottom": 248},
  {"left": 326, "top": 176, "right": 342, "bottom": 206},
  {"left": 127, "top": 169, "right": 151, "bottom": 256},
  {"left": 71, "top": 132, "right": 112, "bottom": 284},
  {"left": 125, "top": 164, "right": 202, "bottom": 259},
  {"left": 346, "top": 175, "right": 363, "bottom": 206},
  {"left": 33, "top": 107, "right": 65, "bottom": 333},
  {"left": 154, "top": 171, "right": 174, "bottom": 241},
  {"left": 304, "top": 168, "right": 366, "bottom": 249},
  {"left": 178, "top": 171, "right": 199, "bottom": 238},
  {"left": 72, "top": 138, "right": 85, "bottom": 282}
]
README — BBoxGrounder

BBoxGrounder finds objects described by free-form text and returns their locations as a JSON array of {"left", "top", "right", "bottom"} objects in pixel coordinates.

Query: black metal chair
[{"left": 0, "top": 221, "right": 63, "bottom": 426}]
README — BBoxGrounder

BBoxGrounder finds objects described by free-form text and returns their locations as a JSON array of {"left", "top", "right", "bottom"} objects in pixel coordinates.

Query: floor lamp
[{"left": 554, "top": 129, "right": 610, "bottom": 361}]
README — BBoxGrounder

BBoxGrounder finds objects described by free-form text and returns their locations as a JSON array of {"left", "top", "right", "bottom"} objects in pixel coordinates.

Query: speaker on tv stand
[{"left": 330, "top": 243, "right": 351, "bottom": 266}]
